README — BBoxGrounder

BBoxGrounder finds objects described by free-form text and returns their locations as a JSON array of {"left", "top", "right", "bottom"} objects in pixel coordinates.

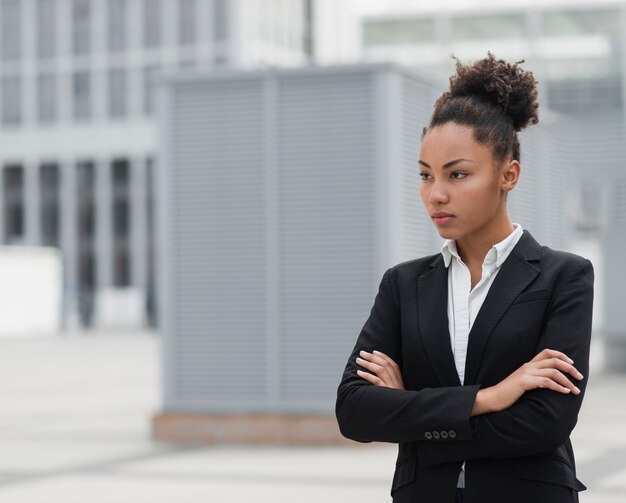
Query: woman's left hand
[{"left": 356, "top": 350, "right": 405, "bottom": 390}]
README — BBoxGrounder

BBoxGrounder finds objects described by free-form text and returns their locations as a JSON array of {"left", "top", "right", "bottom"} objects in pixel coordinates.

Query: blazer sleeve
[
  {"left": 335, "top": 267, "right": 481, "bottom": 444},
  {"left": 418, "top": 257, "right": 595, "bottom": 466}
]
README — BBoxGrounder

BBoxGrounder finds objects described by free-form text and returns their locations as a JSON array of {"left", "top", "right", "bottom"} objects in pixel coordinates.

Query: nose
[{"left": 428, "top": 179, "right": 449, "bottom": 205}]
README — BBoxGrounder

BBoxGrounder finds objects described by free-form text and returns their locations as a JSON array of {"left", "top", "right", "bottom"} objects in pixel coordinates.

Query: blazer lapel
[
  {"left": 417, "top": 254, "right": 461, "bottom": 387},
  {"left": 463, "top": 230, "right": 542, "bottom": 385}
]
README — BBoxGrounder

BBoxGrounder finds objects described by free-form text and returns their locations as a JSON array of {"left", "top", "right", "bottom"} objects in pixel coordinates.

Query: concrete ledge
[{"left": 152, "top": 413, "right": 356, "bottom": 445}]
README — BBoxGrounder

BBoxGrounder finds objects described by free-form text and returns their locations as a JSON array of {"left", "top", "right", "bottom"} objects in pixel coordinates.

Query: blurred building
[
  {"left": 356, "top": 0, "right": 626, "bottom": 237},
  {"left": 152, "top": 63, "right": 572, "bottom": 443},
  {"left": 0, "top": 0, "right": 314, "bottom": 330}
]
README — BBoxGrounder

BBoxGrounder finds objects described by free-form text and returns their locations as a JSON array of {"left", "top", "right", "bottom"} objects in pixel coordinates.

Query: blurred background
[{"left": 0, "top": 0, "right": 625, "bottom": 501}]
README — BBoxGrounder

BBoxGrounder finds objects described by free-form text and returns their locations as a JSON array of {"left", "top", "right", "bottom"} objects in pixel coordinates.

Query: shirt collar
[{"left": 441, "top": 223, "right": 523, "bottom": 269}]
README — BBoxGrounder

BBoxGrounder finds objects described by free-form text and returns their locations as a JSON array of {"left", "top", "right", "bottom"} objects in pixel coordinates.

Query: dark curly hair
[{"left": 423, "top": 52, "right": 539, "bottom": 163}]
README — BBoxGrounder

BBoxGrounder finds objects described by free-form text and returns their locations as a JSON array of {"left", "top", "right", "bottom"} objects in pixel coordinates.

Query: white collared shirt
[
  {"left": 440, "top": 222, "right": 524, "bottom": 487},
  {"left": 441, "top": 222, "right": 524, "bottom": 384}
]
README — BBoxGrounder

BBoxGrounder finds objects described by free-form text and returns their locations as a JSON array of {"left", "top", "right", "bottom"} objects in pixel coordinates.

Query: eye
[
  {"left": 418, "top": 172, "right": 431, "bottom": 181},
  {"left": 450, "top": 171, "right": 467, "bottom": 180}
]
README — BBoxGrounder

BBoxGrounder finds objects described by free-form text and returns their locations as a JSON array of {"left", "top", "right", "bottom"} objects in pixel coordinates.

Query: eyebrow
[{"left": 418, "top": 158, "right": 476, "bottom": 169}]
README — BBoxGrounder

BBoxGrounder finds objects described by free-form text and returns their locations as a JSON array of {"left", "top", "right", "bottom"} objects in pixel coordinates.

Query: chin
[{"left": 435, "top": 228, "right": 459, "bottom": 240}]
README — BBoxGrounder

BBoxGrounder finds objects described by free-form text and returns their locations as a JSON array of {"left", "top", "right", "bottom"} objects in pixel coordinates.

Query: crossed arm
[{"left": 336, "top": 259, "right": 594, "bottom": 464}]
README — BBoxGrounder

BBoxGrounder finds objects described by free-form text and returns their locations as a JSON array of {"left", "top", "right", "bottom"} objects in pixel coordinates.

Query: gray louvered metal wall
[{"left": 158, "top": 63, "right": 577, "bottom": 415}]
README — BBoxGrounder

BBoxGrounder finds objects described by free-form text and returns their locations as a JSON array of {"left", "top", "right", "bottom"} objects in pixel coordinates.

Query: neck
[{"left": 455, "top": 212, "right": 514, "bottom": 266}]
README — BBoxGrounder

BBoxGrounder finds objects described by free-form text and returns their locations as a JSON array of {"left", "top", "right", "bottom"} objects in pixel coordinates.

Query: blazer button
[
  {"left": 424, "top": 431, "right": 433, "bottom": 440},
  {"left": 449, "top": 430, "right": 456, "bottom": 439},
  {"left": 441, "top": 430, "right": 449, "bottom": 439},
  {"left": 433, "top": 431, "right": 440, "bottom": 440}
]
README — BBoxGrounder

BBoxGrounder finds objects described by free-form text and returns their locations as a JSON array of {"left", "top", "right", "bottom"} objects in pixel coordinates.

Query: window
[
  {"left": 37, "top": 73, "right": 57, "bottom": 123},
  {"left": 543, "top": 8, "right": 621, "bottom": 37},
  {"left": 450, "top": 14, "right": 525, "bottom": 41},
  {"left": 363, "top": 18, "right": 435, "bottom": 46},
  {"left": 178, "top": 0, "right": 196, "bottom": 45},
  {"left": 72, "top": 0, "right": 91, "bottom": 55},
  {"left": 3, "top": 165, "right": 24, "bottom": 244},
  {"left": 40, "top": 163, "right": 60, "bottom": 247},
  {"left": 108, "top": 0, "right": 127, "bottom": 52},
  {"left": 76, "top": 161, "right": 95, "bottom": 238},
  {"left": 143, "top": 0, "right": 161, "bottom": 48},
  {"left": 2, "top": 76, "right": 21, "bottom": 126},
  {"left": 73, "top": 71, "right": 91, "bottom": 120},
  {"left": 37, "top": 0, "right": 56, "bottom": 59},
  {"left": 214, "top": 0, "right": 228, "bottom": 42},
  {"left": 111, "top": 159, "right": 131, "bottom": 286},
  {"left": 108, "top": 69, "right": 127, "bottom": 118},
  {"left": 143, "top": 65, "right": 158, "bottom": 115},
  {"left": 1, "top": 0, "right": 21, "bottom": 61}
]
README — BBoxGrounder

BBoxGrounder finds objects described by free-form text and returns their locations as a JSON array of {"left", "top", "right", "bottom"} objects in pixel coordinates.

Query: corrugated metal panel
[
  {"left": 163, "top": 64, "right": 579, "bottom": 416},
  {"left": 276, "top": 72, "right": 377, "bottom": 409},
  {"left": 504, "top": 119, "right": 570, "bottom": 251},
  {"left": 398, "top": 74, "right": 440, "bottom": 260},
  {"left": 167, "top": 80, "right": 269, "bottom": 408}
]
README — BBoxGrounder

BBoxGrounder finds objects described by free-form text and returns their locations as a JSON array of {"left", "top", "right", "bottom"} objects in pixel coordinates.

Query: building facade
[{"left": 0, "top": 0, "right": 314, "bottom": 329}]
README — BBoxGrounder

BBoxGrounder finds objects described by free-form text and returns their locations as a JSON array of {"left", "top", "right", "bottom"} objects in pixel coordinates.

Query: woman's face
[{"left": 418, "top": 122, "right": 516, "bottom": 242}]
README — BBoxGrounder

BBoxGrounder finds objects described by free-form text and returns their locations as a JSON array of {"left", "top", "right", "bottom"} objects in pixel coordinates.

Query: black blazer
[{"left": 336, "top": 230, "right": 594, "bottom": 503}]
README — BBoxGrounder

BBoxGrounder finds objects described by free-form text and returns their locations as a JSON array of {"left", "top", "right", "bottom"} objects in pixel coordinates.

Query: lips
[{"left": 431, "top": 211, "right": 455, "bottom": 225}]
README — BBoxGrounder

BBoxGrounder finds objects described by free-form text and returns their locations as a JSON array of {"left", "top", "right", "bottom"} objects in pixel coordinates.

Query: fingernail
[
  {"left": 360, "top": 350, "right": 369, "bottom": 355},
  {"left": 574, "top": 387, "right": 580, "bottom": 394},
  {"left": 356, "top": 357, "right": 363, "bottom": 363},
  {"left": 373, "top": 350, "right": 381, "bottom": 355},
  {"left": 578, "top": 373, "right": 584, "bottom": 379}
]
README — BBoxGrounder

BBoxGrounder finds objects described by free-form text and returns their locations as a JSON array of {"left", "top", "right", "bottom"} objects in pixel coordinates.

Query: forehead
[{"left": 420, "top": 123, "right": 493, "bottom": 164}]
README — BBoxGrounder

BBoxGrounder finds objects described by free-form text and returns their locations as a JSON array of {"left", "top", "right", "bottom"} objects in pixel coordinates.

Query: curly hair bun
[{"left": 447, "top": 52, "right": 539, "bottom": 132}]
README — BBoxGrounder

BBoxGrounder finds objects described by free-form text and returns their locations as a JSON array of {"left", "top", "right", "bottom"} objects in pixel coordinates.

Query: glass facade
[
  {"left": 37, "top": 73, "right": 57, "bottom": 123},
  {"left": 2, "top": 76, "right": 21, "bottom": 126},
  {"left": 143, "top": 0, "right": 161, "bottom": 48},
  {"left": 108, "top": 69, "right": 127, "bottom": 118},
  {"left": 363, "top": 18, "right": 435, "bottom": 46},
  {"left": 72, "top": 0, "right": 91, "bottom": 56},
  {"left": 72, "top": 71, "right": 91, "bottom": 120},
  {"left": 108, "top": 0, "right": 127, "bottom": 52},
  {"left": 178, "top": 0, "right": 197, "bottom": 45},
  {"left": 3, "top": 165, "right": 24, "bottom": 244},
  {"left": 111, "top": 159, "right": 131, "bottom": 287},
  {"left": 37, "top": 0, "right": 57, "bottom": 59},
  {"left": 40, "top": 163, "right": 60, "bottom": 247},
  {"left": 1, "top": 0, "right": 21, "bottom": 62}
]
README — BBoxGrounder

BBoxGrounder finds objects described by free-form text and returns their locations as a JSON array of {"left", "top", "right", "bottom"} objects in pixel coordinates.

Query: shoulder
[
  {"left": 528, "top": 241, "right": 595, "bottom": 290},
  {"left": 535, "top": 244, "right": 593, "bottom": 274},
  {"left": 385, "top": 253, "right": 442, "bottom": 284}
]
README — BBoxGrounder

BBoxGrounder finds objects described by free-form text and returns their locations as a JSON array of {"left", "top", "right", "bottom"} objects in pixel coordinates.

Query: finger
[
  {"left": 356, "top": 357, "right": 383, "bottom": 374},
  {"left": 532, "top": 375, "right": 576, "bottom": 395},
  {"left": 356, "top": 369, "right": 386, "bottom": 387},
  {"left": 535, "top": 358, "right": 584, "bottom": 380},
  {"left": 373, "top": 350, "right": 400, "bottom": 368},
  {"left": 531, "top": 348, "right": 574, "bottom": 365},
  {"left": 359, "top": 350, "right": 390, "bottom": 368},
  {"left": 534, "top": 369, "right": 581, "bottom": 394}
]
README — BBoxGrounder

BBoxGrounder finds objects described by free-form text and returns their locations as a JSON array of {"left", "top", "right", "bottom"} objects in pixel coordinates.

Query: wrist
[{"left": 471, "top": 386, "right": 501, "bottom": 417}]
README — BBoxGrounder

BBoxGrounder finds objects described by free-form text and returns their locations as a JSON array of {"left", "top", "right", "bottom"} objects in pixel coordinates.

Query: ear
[{"left": 500, "top": 159, "right": 520, "bottom": 193}]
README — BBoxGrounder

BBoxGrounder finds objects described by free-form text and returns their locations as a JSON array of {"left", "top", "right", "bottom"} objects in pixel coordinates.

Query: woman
[{"left": 335, "top": 53, "right": 594, "bottom": 503}]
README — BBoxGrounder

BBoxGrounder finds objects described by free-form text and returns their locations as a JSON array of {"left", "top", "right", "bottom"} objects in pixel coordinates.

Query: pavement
[{"left": 0, "top": 331, "right": 624, "bottom": 502}]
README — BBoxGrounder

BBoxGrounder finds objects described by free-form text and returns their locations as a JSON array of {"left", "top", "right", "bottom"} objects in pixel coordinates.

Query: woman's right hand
[{"left": 471, "top": 348, "right": 585, "bottom": 416}]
